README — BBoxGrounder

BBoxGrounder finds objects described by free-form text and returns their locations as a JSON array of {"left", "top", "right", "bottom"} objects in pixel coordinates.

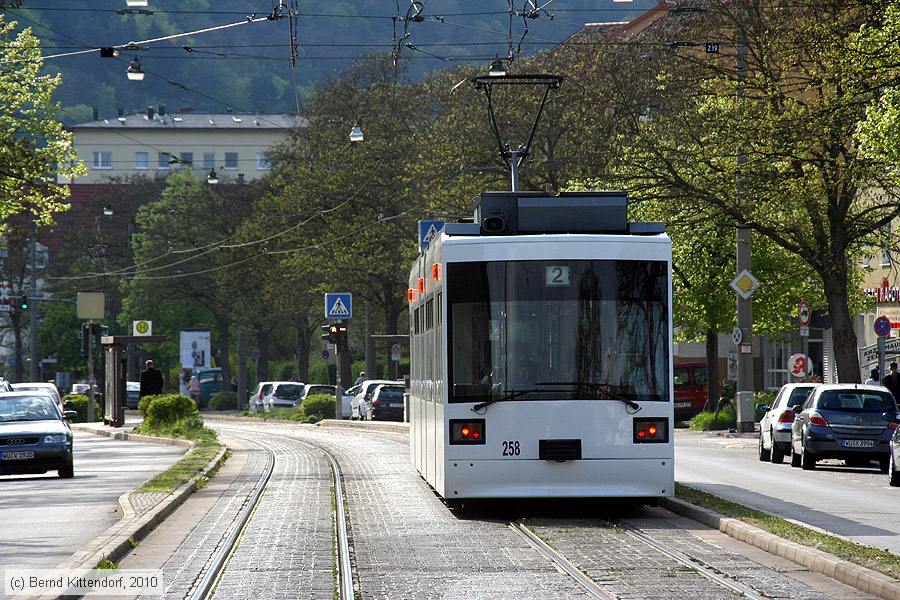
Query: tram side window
[
  {"left": 426, "top": 299, "right": 434, "bottom": 330},
  {"left": 414, "top": 307, "right": 420, "bottom": 335},
  {"left": 437, "top": 293, "right": 442, "bottom": 324}
]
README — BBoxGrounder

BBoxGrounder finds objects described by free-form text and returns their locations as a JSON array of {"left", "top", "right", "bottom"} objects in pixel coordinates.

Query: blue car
[
  {"left": 791, "top": 384, "right": 897, "bottom": 472},
  {"left": 0, "top": 392, "right": 77, "bottom": 478}
]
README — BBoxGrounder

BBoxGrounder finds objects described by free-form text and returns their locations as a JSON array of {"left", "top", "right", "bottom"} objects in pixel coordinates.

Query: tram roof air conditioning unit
[{"left": 474, "top": 191, "right": 630, "bottom": 235}]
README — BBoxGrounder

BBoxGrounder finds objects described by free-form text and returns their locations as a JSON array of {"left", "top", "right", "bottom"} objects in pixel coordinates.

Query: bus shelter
[{"left": 100, "top": 335, "right": 165, "bottom": 426}]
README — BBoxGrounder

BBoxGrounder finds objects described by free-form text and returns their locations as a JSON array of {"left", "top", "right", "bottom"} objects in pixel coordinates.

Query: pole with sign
[{"left": 875, "top": 315, "right": 892, "bottom": 379}]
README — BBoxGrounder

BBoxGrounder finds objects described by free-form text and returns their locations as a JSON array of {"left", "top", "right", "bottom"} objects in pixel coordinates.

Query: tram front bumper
[{"left": 443, "top": 457, "right": 674, "bottom": 499}]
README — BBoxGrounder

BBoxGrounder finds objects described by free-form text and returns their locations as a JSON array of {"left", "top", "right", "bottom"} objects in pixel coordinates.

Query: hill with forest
[{"left": 6, "top": 0, "right": 657, "bottom": 123}]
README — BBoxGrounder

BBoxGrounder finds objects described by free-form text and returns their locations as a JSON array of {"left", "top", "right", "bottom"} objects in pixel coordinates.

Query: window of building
[
  {"left": 157, "top": 152, "right": 171, "bottom": 170},
  {"left": 203, "top": 152, "right": 215, "bottom": 170},
  {"left": 179, "top": 152, "right": 193, "bottom": 167},
  {"left": 134, "top": 152, "right": 148, "bottom": 170},
  {"left": 256, "top": 152, "right": 270, "bottom": 171},
  {"left": 92, "top": 151, "right": 112, "bottom": 169},
  {"left": 224, "top": 152, "right": 239, "bottom": 170}
]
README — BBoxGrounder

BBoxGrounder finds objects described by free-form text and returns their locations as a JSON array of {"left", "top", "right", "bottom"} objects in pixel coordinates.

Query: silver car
[{"left": 757, "top": 383, "right": 817, "bottom": 463}]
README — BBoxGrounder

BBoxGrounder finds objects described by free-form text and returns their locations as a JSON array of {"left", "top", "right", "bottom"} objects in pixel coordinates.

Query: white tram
[{"left": 408, "top": 191, "right": 674, "bottom": 502}]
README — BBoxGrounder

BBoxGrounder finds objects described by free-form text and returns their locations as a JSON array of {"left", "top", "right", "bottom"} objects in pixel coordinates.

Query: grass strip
[
  {"left": 240, "top": 407, "right": 316, "bottom": 423},
  {"left": 133, "top": 422, "right": 223, "bottom": 494},
  {"left": 675, "top": 482, "right": 900, "bottom": 580}
]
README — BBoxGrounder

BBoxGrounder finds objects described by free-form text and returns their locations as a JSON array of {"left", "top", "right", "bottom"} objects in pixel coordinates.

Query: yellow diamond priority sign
[
  {"left": 730, "top": 269, "right": 760, "bottom": 300},
  {"left": 133, "top": 320, "right": 152, "bottom": 336}
]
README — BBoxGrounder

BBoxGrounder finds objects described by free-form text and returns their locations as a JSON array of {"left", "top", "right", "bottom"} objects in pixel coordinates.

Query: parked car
[
  {"left": 69, "top": 382, "right": 102, "bottom": 406},
  {"left": 757, "top": 383, "right": 818, "bottom": 463},
  {"left": 301, "top": 384, "right": 335, "bottom": 401},
  {"left": 366, "top": 384, "right": 406, "bottom": 421},
  {"left": 264, "top": 381, "right": 304, "bottom": 408},
  {"left": 342, "top": 385, "right": 361, "bottom": 419},
  {"left": 251, "top": 381, "right": 276, "bottom": 412},
  {"left": 673, "top": 362, "right": 708, "bottom": 420},
  {"left": 888, "top": 413, "right": 900, "bottom": 486},
  {"left": 126, "top": 381, "right": 141, "bottom": 409},
  {"left": 0, "top": 378, "right": 12, "bottom": 393},
  {"left": 11, "top": 382, "right": 62, "bottom": 410},
  {"left": 0, "top": 392, "right": 77, "bottom": 478},
  {"left": 790, "top": 384, "right": 897, "bottom": 471},
  {"left": 351, "top": 379, "right": 403, "bottom": 420},
  {"left": 193, "top": 367, "right": 224, "bottom": 409}
]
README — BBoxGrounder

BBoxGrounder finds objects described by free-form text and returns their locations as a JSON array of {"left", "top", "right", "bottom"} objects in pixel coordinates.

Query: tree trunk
[
  {"left": 13, "top": 312, "right": 23, "bottom": 382},
  {"left": 822, "top": 269, "right": 860, "bottom": 383},
  {"left": 383, "top": 294, "right": 402, "bottom": 379},
  {"left": 296, "top": 315, "right": 310, "bottom": 382},
  {"left": 256, "top": 331, "right": 269, "bottom": 381},
  {"left": 705, "top": 329, "right": 719, "bottom": 411},
  {"left": 216, "top": 318, "right": 231, "bottom": 391}
]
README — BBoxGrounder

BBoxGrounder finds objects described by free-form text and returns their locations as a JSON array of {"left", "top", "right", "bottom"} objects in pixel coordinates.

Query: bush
[
  {"left": 689, "top": 405, "right": 736, "bottom": 431},
  {"left": 301, "top": 393, "right": 335, "bottom": 420},
  {"left": 62, "top": 393, "right": 102, "bottom": 423},
  {"left": 208, "top": 391, "right": 237, "bottom": 411},
  {"left": 143, "top": 394, "right": 200, "bottom": 428}
]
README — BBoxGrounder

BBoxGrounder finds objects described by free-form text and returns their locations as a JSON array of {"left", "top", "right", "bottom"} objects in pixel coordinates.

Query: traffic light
[
  {"left": 19, "top": 295, "right": 27, "bottom": 311},
  {"left": 321, "top": 324, "right": 336, "bottom": 343},
  {"left": 81, "top": 323, "right": 91, "bottom": 355}
]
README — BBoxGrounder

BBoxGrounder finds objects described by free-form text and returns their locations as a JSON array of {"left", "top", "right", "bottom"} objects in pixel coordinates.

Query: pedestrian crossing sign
[
  {"left": 325, "top": 293, "right": 353, "bottom": 319},
  {"left": 418, "top": 220, "right": 445, "bottom": 251}
]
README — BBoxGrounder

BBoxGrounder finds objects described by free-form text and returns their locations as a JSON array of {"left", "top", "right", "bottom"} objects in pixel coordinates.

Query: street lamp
[
  {"left": 126, "top": 56, "right": 145, "bottom": 81},
  {"left": 206, "top": 168, "right": 219, "bottom": 184},
  {"left": 489, "top": 59, "right": 507, "bottom": 77},
  {"left": 125, "top": 0, "right": 148, "bottom": 7},
  {"left": 349, "top": 124, "right": 364, "bottom": 143},
  {"left": 102, "top": 205, "right": 114, "bottom": 217}
]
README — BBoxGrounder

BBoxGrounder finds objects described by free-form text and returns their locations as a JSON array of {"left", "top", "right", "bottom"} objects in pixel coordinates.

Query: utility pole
[
  {"left": 734, "top": 7, "right": 755, "bottom": 433},
  {"left": 29, "top": 220, "right": 38, "bottom": 381},
  {"left": 86, "top": 322, "right": 95, "bottom": 422},
  {"left": 237, "top": 329, "right": 247, "bottom": 411}
]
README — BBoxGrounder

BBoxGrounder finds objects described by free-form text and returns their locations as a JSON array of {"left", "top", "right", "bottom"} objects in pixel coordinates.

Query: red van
[{"left": 674, "top": 362, "right": 709, "bottom": 420}]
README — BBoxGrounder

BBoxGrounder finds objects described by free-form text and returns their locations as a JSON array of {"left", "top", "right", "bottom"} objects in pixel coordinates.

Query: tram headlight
[
  {"left": 450, "top": 419, "right": 485, "bottom": 445},
  {"left": 633, "top": 417, "right": 669, "bottom": 444}
]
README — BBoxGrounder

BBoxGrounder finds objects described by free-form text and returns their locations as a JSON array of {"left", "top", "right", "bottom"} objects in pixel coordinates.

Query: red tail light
[
  {"left": 372, "top": 397, "right": 382, "bottom": 407},
  {"left": 777, "top": 410, "right": 796, "bottom": 423},
  {"left": 809, "top": 413, "right": 829, "bottom": 427},
  {"left": 450, "top": 419, "right": 485, "bottom": 445},
  {"left": 889, "top": 421, "right": 898, "bottom": 430},
  {"left": 633, "top": 417, "right": 669, "bottom": 443}
]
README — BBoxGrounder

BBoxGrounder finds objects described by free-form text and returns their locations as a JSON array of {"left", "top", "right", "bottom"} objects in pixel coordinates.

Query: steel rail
[
  {"left": 509, "top": 521, "right": 618, "bottom": 600},
  {"left": 613, "top": 520, "right": 768, "bottom": 600},
  {"left": 190, "top": 442, "right": 275, "bottom": 600}
]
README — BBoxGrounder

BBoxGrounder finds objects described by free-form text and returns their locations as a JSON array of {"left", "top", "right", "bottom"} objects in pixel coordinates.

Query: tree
[
  {"left": 597, "top": 1, "right": 899, "bottom": 382},
  {"left": 0, "top": 16, "right": 84, "bottom": 229}
]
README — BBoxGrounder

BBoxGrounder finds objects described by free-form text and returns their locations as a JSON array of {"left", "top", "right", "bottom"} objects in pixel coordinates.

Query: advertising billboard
[{"left": 180, "top": 330, "right": 211, "bottom": 369}]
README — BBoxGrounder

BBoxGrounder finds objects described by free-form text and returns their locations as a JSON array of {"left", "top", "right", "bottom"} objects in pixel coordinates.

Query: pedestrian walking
[
  {"left": 139, "top": 359, "right": 164, "bottom": 398},
  {"left": 188, "top": 375, "right": 200, "bottom": 405},
  {"left": 354, "top": 371, "right": 366, "bottom": 386},
  {"left": 865, "top": 368, "right": 881, "bottom": 386},
  {"left": 883, "top": 362, "right": 900, "bottom": 400}
]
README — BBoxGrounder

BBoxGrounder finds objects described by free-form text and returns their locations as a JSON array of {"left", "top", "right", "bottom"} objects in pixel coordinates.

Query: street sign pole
[
  {"left": 879, "top": 336, "right": 886, "bottom": 380},
  {"left": 87, "top": 322, "right": 95, "bottom": 423}
]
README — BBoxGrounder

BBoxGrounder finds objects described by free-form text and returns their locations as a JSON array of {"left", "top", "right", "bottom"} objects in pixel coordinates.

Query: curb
[
  {"left": 69, "top": 423, "right": 196, "bottom": 449},
  {"left": 41, "top": 442, "right": 228, "bottom": 600},
  {"left": 318, "top": 419, "right": 409, "bottom": 434},
  {"left": 660, "top": 497, "right": 900, "bottom": 600}
]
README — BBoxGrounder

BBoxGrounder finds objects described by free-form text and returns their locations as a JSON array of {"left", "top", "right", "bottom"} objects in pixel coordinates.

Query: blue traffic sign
[
  {"left": 325, "top": 293, "right": 352, "bottom": 319},
  {"left": 418, "top": 220, "right": 445, "bottom": 251},
  {"left": 322, "top": 349, "right": 330, "bottom": 360},
  {"left": 875, "top": 315, "right": 892, "bottom": 337}
]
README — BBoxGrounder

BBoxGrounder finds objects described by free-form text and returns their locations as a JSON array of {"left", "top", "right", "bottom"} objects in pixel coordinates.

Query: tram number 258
[{"left": 501, "top": 440, "right": 521, "bottom": 456}]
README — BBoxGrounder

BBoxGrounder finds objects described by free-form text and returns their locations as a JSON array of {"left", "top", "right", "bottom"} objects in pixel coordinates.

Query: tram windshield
[{"left": 447, "top": 260, "right": 669, "bottom": 403}]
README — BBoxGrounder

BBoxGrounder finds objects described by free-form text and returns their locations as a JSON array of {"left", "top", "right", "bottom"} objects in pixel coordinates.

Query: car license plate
[
  {"left": 389, "top": 402, "right": 404, "bottom": 408},
  {"left": 841, "top": 439, "right": 874, "bottom": 448},
  {"left": 1, "top": 451, "right": 35, "bottom": 460},
  {"left": 674, "top": 402, "right": 692, "bottom": 408}
]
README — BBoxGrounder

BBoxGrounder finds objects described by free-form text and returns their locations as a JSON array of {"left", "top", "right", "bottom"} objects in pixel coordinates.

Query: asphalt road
[
  {"left": 0, "top": 431, "right": 183, "bottom": 571},
  {"left": 675, "top": 429, "right": 900, "bottom": 554}
]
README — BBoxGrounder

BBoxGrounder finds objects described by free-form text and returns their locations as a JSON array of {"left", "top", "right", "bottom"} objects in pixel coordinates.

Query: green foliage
[
  {"left": 301, "top": 393, "right": 335, "bottom": 420},
  {"left": 141, "top": 394, "right": 200, "bottom": 428},
  {"left": 62, "top": 394, "right": 101, "bottom": 423},
  {"left": 689, "top": 406, "right": 736, "bottom": 431},
  {"left": 208, "top": 391, "right": 237, "bottom": 411},
  {"left": 38, "top": 303, "right": 83, "bottom": 372},
  {"left": 133, "top": 421, "right": 221, "bottom": 494}
]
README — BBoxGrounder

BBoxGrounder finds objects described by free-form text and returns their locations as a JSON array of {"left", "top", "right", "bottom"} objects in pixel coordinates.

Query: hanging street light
[
  {"left": 206, "top": 169, "right": 219, "bottom": 185},
  {"left": 102, "top": 205, "right": 114, "bottom": 217},
  {"left": 488, "top": 59, "right": 507, "bottom": 77},
  {"left": 349, "top": 124, "right": 364, "bottom": 143},
  {"left": 126, "top": 56, "right": 145, "bottom": 81},
  {"left": 125, "top": 0, "right": 149, "bottom": 7}
]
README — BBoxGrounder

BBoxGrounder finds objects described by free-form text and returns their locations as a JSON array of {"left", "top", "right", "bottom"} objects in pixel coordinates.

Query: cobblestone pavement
[
  {"left": 130, "top": 491, "right": 169, "bottom": 515},
  {"left": 143, "top": 430, "right": 336, "bottom": 600}
]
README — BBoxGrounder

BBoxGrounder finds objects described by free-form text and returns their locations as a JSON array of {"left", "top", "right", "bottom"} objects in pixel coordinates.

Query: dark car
[
  {"left": 0, "top": 392, "right": 76, "bottom": 478},
  {"left": 673, "top": 362, "right": 708, "bottom": 420},
  {"left": 889, "top": 414, "right": 900, "bottom": 486},
  {"left": 269, "top": 382, "right": 304, "bottom": 408},
  {"left": 126, "top": 381, "right": 141, "bottom": 409},
  {"left": 367, "top": 385, "right": 405, "bottom": 421},
  {"left": 790, "top": 384, "right": 897, "bottom": 472}
]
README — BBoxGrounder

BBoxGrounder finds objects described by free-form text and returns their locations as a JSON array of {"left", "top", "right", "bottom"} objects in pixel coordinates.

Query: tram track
[
  {"left": 511, "top": 515, "right": 769, "bottom": 600},
  {"left": 191, "top": 428, "right": 356, "bottom": 600}
]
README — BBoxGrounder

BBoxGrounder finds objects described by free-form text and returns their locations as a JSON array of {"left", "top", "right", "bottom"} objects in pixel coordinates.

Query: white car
[
  {"left": 757, "top": 383, "right": 818, "bottom": 464},
  {"left": 350, "top": 379, "right": 404, "bottom": 420},
  {"left": 250, "top": 381, "right": 276, "bottom": 412},
  {"left": 342, "top": 385, "right": 361, "bottom": 419},
  {"left": 263, "top": 381, "right": 305, "bottom": 409},
  {"left": 12, "top": 382, "right": 62, "bottom": 409}
]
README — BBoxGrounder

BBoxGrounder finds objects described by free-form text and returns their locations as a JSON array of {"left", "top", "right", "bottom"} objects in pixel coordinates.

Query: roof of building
[{"left": 71, "top": 112, "right": 305, "bottom": 130}]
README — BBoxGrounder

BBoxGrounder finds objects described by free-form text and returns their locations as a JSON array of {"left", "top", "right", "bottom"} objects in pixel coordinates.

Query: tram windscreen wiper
[
  {"left": 471, "top": 389, "right": 541, "bottom": 413},
  {"left": 536, "top": 381, "right": 642, "bottom": 412}
]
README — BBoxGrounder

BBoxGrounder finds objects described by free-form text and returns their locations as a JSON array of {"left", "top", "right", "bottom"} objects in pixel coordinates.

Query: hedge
[
  {"left": 61, "top": 393, "right": 102, "bottom": 423},
  {"left": 141, "top": 394, "right": 200, "bottom": 428},
  {"left": 208, "top": 391, "right": 237, "bottom": 411},
  {"left": 301, "top": 393, "right": 335, "bottom": 420}
]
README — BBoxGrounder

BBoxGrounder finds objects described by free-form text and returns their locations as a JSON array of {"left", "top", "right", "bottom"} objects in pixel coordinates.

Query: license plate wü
[
  {"left": 841, "top": 439, "right": 874, "bottom": 448},
  {"left": 1, "top": 451, "right": 35, "bottom": 460}
]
